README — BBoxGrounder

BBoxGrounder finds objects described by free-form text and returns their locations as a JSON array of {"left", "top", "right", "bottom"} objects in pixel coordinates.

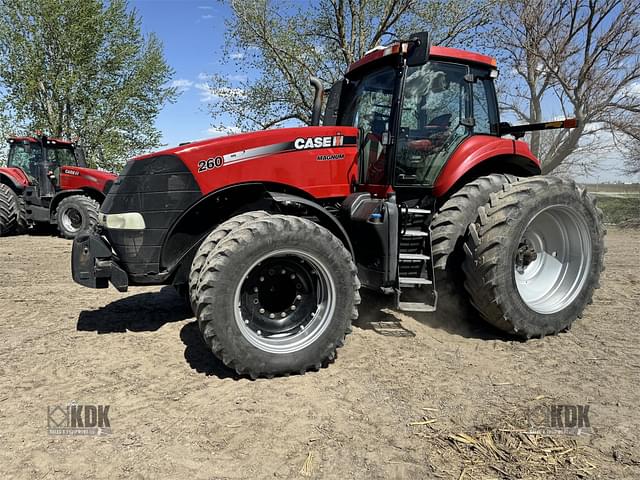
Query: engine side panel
[
  {"left": 58, "top": 166, "right": 117, "bottom": 193},
  {"left": 143, "top": 126, "right": 360, "bottom": 199}
]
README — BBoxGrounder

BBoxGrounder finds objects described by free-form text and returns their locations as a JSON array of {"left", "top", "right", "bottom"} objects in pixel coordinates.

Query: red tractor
[
  {"left": 72, "top": 33, "right": 605, "bottom": 378},
  {"left": 0, "top": 135, "right": 117, "bottom": 238}
]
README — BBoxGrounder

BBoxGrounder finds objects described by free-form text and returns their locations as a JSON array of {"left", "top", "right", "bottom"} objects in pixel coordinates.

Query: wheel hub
[
  {"left": 234, "top": 249, "right": 336, "bottom": 354},
  {"left": 514, "top": 205, "right": 592, "bottom": 314}
]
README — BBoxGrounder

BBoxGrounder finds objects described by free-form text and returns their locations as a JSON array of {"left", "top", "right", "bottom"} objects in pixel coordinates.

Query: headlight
[{"left": 99, "top": 212, "right": 146, "bottom": 230}]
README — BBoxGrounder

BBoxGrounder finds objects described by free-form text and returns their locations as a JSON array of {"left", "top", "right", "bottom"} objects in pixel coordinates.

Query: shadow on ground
[
  {"left": 180, "top": 322, "right": 240, "bottom": 379},
  {"left": 77, "top": 286, "right": 192, "bottom": 333},
  {"left": 355, "top": 281, "right": 511, "bottom": 341}
]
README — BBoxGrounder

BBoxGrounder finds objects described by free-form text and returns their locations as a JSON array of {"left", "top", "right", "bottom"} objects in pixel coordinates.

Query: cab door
[{"left": 393, "top": 61, "right": 472, "bottom": 191}]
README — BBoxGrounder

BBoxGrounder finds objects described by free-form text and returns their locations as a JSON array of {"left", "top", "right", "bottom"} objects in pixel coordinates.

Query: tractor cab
[
  {"left": 7, "top": 136, "right": 87, "bottom": 198},
  {"left": 323, "top": 33, "right": 500, "bottom": 201}
]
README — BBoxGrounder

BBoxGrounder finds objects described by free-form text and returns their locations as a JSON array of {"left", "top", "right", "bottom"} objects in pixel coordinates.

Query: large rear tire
[
  {"left": 55, "top": 195, "right": 100, "bottom": 239},
  {"left": 462, "top": 176, "right": 605, "bottom": 338},
  {"left": 194, "top": 214, "right": 359, "bottom": 378},
  {"left": 431, "top": 173, "right": 518, "bottom": 271},
  {"left": 0, "top": 184, "right": 19, "bottom": 236}
]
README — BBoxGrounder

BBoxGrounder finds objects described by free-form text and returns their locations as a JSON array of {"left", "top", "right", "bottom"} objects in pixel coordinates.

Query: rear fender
[{"left": 433, "top": 136, "right": 541, "bottom": 197}]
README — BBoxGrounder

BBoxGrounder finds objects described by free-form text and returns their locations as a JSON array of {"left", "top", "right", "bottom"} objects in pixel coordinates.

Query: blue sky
[{"left": 131, "top": 0, "right": 238, "bottom": 147}]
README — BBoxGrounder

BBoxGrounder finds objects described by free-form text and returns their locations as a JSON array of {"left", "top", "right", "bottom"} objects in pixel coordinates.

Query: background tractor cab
[{"left": 0, "top": 135, "right": 117, "bottom": 238}]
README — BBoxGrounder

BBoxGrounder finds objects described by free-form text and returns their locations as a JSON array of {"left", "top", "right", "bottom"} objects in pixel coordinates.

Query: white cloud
[
  {"left": 228, "top": 74, "right": 248, "bottom": 82},
  {"left": 207, "top": 126, "right": 242, "bottom": 137},
  {"left": 196, "top": 83, "right": 245, "bottom": 103},
  {"left": 197, "top": 72, "right": 210, "bottom": 81},
  {"left": 230, "top": 52, "right": 245, "bottom": 60},
  {"left": 198, "top": 5, "right": 214, "bottom": 9},
  {"left": 201, "top": 14, "right": 214, "bottom": 20},
  {"left": 170, "top": 79, "right": 193, "bottom": 92}
]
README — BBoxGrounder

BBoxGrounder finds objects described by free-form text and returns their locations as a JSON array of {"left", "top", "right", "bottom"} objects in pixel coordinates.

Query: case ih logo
[
  {"left": 294, "top": 135, "right": 344, "bottom": 150},
  {"left": 62, "top": 168, "right": 79, "bottom": 176}
]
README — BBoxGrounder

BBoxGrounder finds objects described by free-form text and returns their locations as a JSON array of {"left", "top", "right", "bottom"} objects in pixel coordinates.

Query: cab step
[
  {"left": 399, "top": 277, "right": 432, "bottom": 286},
  {"left": 397, "top": 301, "right": 437, "bottom": 312},
  {"left": 399, "top": 253, "right": 430, "bottom": 261}
]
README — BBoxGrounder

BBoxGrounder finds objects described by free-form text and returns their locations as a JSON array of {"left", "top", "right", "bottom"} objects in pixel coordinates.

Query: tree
[
  {"left": 0, "top": 0, "right": 176, "bottom": 170},
  {"left": 207, "top": 0, "right": 496, "bottom": 131},
  {"left": 490, "top": 0, "right": 640, "bottom": 174}
]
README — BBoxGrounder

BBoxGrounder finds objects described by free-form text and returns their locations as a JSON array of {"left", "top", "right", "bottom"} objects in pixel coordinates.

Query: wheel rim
[
  {"left": 61, "top": 207, "right": 83, "bottom": 233},
  {"left": 233, "top": 248, "right": 336, "bottom": 354},
  {"left": 514, "top": 205, "right": 592, "bottom": 314}
]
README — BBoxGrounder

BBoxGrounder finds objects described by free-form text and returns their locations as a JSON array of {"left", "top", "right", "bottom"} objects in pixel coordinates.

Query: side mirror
[{"left": 406, "top": 32, "right": 430, "bottom": 67}]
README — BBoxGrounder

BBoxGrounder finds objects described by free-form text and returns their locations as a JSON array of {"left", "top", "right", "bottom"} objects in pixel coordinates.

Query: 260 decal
[{"left": 198, "top": 156, "right": 224, "bottom": 173}]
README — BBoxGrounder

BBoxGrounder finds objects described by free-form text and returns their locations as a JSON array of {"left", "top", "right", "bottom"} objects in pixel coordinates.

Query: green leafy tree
[
  {"left": 0, "top": 0, "right": 176, "bottom": 170},
  {"left": 207, "top": 0, "right": 496, "bottom": 131}
]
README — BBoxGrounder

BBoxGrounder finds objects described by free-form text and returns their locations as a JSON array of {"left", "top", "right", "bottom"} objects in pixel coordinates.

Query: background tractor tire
[
  {"left": 462, "top": 176, "right": 605, "bottom": 338},
  {"left": 187, "top": 210, "right": 270, "bottom": 311},
  {"left": 194, "top": 214, "right": 360, "bottom": 378},
  {"left": 0, "top": 184, "right": 20, "bottom": 236},
  {"left": 55, "top": 195, "right": 100, "bottom": 239},
  {"left": 0, "top": 184, "right": 17, "bottom": 236}
]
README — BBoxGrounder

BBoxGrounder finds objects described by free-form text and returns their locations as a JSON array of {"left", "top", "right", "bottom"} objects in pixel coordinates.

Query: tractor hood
[
  {"left": 58, "top": 166, "right": 117, "bottom": 193},
  {"left": 130, "top": 126, "right": 360, "bottom": 198}
]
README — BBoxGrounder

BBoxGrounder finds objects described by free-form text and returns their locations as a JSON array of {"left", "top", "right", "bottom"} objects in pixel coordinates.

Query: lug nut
[
  {"left": 259, "top": 308, "right": 265, "bottom": 314},
  {"left": 269, "top": 313, "right": 275, "bottom": 319},
  {"left": 257, "top": 330, "right": 262, "bottom": 336},
  {"left": 244, "top": 319, "right": 249, "bottom": 324},
  {"left": 290, "top": 274, "right": 295, "bottom": 279},
  {"left": 253, "top": 299, "right": 259, "bottom": 304},
  {"left": 290, "top": 305, "right": 296, "bottom": 311},
  {"left": 296, "top": 294, "right": 302, "bottom": 300},
  {"left": 253, "top": 286, "right": 259, "bottom": 292},
  {"left": 300, "top": 325, "right": 305, "bottom": 330},
  {"left": 281, "top": 269, "right": 286, "bottom": 274},
  {"left": 259, "top": 276, "right": 264, "bottom": 282},
  {"left": 280, "top": 312, "right": 286, "bottom": 318}
]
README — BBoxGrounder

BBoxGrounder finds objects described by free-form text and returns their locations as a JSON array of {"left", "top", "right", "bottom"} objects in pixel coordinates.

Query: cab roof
[
  {"left": 347, "top": 44, "right": 497, "bottom": 76},
  {"left": 7, "top": 136, "right": 74, "bottom": 146}
]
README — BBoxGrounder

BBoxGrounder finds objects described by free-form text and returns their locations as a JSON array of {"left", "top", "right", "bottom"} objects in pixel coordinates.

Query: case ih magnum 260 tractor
[
  {"left": 72, "top": 33, "right": 605, "bottom": 378},
  {"left": 0, "top": 135, "right": 116, "bottom": 238}
]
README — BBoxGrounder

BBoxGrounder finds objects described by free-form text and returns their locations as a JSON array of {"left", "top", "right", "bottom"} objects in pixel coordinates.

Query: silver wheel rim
[
  {"left": 515, "top": 205, "right": 592, "bottom": 314},
  {"left": 233, "top": 248, "right": 336, "bottom": 354},
  {"left": 61, "top": 207, "right": 83, "bottom": 233}
]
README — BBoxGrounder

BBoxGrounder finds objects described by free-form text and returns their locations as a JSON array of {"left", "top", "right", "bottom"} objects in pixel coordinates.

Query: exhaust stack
[{"left": 309, "top": 77, "right": 323, "bottom": 126}]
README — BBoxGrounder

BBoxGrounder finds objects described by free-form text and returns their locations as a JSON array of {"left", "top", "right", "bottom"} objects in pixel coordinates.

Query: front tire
[
  {"left": 55, "top": 195, "right": 100, "bottom": 239},
  {"left": 194, "top": 215, "right": 359, "bottom": 378},
  {"left": 462, "top": 176, "right": 605, "bottom": 338}
]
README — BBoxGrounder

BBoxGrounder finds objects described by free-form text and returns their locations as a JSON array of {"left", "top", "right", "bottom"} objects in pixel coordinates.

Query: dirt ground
[{"left": 0, "top": 228, "right": 638, "bottom": 479}]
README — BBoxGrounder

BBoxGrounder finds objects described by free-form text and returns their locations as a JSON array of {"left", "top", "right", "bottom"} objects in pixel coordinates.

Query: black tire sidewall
[
  {"left": 57, "top": 197, "right": 96, "bottom": 238},
  {"left": 198, "top": 218, "right": 355, "bottom": 375}
]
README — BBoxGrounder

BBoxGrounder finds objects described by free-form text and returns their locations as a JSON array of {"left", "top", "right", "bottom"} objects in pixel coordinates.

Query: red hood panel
[
  {"left": 58, "top": 166, "right": 117, "bottom": 192},
  {"left": 138, "top": 126, "right": 361, "bottom": 199}
]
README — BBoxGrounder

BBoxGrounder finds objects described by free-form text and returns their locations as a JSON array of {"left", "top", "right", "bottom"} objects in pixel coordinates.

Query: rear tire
[
  {"left": 56, "top": 195, "right": 100, "bottom": 239},
  {"left": 194, "top": 214, "right": 359, "bottom": 378},
  {"left": 462, "top": 176, "right": 605, "bottom": 338},
  {"left": 0, "top": 184, "right": 19, "bottom": 236},
  {"left": 187, "top": 210, "right": 270, "bottom": 311}
]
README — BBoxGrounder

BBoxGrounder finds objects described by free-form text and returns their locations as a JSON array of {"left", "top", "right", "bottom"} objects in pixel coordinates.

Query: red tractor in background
[
  {"left": 0, "top": 135, "right": 117, "bottom": 238},
  {"left": 72, "top": 33, "right": 605, "bottom": 378}
]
